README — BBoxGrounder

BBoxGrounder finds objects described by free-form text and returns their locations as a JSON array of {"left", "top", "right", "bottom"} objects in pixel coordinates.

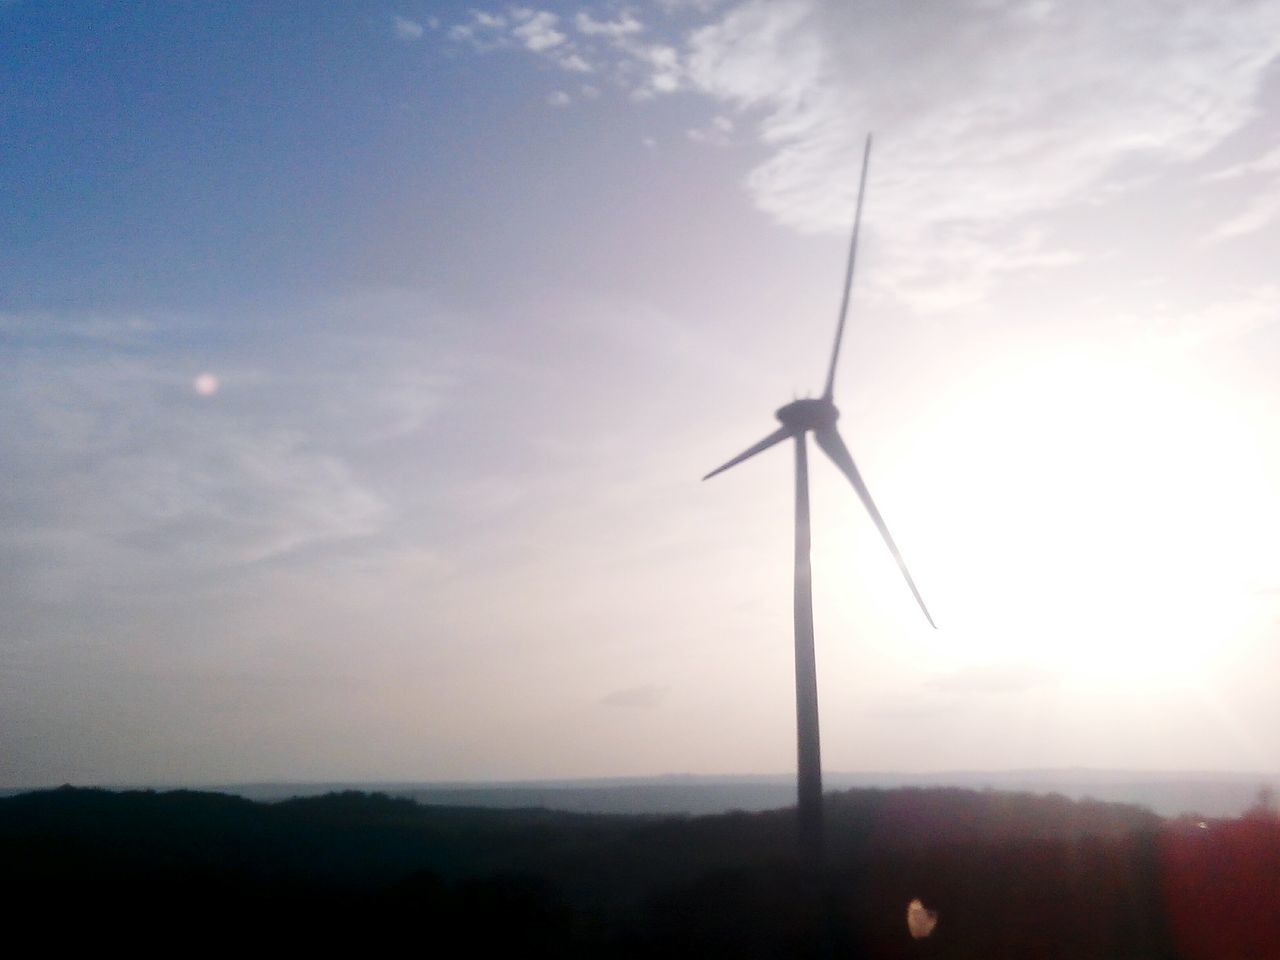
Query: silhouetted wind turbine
[{"left": 703, "top": 135, "right": 935, "bottom": 861}]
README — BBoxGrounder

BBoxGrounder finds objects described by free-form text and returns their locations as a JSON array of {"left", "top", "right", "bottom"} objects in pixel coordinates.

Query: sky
[{"left": 3, "top": 0, "right": 1280, "bottom": 788}]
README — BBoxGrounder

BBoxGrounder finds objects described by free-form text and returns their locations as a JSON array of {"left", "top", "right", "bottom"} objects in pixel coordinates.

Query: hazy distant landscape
[
  {"left": 296, "top": 770, "right": 1280, "bottom": 820},
  {"left": 14, "top": 769, "right": 1275, "bottom": 820}
]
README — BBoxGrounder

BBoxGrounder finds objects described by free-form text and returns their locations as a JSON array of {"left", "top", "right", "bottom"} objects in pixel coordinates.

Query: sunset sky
[{"left": 4, "top": 0, "right": 1280, "bottom": 787}]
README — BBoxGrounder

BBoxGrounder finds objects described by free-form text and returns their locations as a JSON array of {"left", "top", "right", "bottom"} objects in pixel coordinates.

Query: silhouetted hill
[{"left": 3, "top": 785, "right": 1275, "bottom": 956}]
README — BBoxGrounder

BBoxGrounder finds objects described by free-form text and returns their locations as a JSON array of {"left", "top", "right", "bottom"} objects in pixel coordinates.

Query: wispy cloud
[
  {"left": 687, "top": 114, "right": 734, "bottom": 146},
  {"left": 449, "top": 7, "right": 598, "bottom": 73},
  {"left": 1207, "top": 188, "right": 1280, "bottom": 241},
  {"left": 0, "top": 304, "right": 459, "bottom": 600},
  {"left": 440, "top": 1, "right": 1280, "bottom": 303},
  {"left": 512, "top": 9, "right": 565, "bottom": 52},
  {"left": 681, "top": 0, "right": 1280, "bottom": 303},
  {"left": 1205, "top": 144, "right": 1280, "bottom": 182},
  {"left": 442, "top": 5, "right": 684, "bottom": 97},
  {"left": 575, "top": 10, "right": 644, "bottom": 38},
  {"left": 447, "top": 11, "right": 510, "bottom": 51},
  {"left": 0, "top": 311, "right": 159, "bottom": 347},
  {"left": 393, "top": 15, "right": 424, "bottom": 41},
  {"left": 1132, "top": 284, "right": 1280, "bottom": 351}
]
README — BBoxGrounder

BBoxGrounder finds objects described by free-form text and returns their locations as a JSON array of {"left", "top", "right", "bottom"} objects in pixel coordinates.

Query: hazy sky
[{"left": 4, "top": 0, "right": 1280, "bottom": 787}]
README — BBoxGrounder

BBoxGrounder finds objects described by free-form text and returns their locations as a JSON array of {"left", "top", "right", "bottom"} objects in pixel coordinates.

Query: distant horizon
[
  {"left": 10, "top": 764, "right": 1280, "bottom": 790},
  {"left": 8, "top": 767, "right": 1279, "bottom": 822}
]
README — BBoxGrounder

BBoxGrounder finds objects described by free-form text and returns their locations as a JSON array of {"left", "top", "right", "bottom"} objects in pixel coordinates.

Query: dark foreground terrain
[{"left": 3, "top": 786, "right": 1276, "bottom": 957}]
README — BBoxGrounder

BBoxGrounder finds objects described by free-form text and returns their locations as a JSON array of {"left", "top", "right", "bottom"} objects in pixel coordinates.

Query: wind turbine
[{"left": 703, "top": 135, "right": 935, "bottom": 861}]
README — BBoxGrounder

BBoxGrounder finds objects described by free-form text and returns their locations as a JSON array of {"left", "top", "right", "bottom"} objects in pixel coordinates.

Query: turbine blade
[
  {"left": 703, "top": 426, "right": 792, "bottom": 481},
  {"left": 814, "top": 425, "right": 936, "bottom": 628},
  {"left": 822, "top": 133, "right": 872, "bottom": 401}
]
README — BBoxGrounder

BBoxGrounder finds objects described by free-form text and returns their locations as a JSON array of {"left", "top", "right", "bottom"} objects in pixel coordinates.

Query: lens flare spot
[
  {"left": 907, "top": 898, "right": 938, "bottom": 939},
  {"left": 193, "top": 372, "right": 219, "bottom": 397}
]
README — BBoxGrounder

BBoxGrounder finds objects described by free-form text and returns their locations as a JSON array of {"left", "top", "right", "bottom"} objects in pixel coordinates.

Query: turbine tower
[{"left": 704, "top": 135, "right": 935, "bottom": 862}]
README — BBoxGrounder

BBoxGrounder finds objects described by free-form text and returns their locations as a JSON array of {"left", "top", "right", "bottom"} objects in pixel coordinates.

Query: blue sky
[{"left": 4, "top": 1, "right": 1280, "bottom": 787}]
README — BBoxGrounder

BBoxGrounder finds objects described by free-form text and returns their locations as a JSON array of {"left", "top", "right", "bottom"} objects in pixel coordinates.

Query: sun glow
[{"left": 819, "top": 346, "right": 1275, "bottom": 690}]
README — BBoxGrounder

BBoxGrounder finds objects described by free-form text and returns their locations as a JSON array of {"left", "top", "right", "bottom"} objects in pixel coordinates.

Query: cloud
[
  {"left": 575, "top": 10, "right": 644, "bottom": 38},
  {"left": 1, "top": 364, "right": 383, "bottom": 598},
  {"left": 0, "top": 306, "right": 458, "bottom": 599},
  {"left": 655, "top": 0, "right": 727, "bottom": 11},
  {"left": 447, "top": 11, "right": 510, "bottom": 50},
  {"left": 439, "top": 1, "right": 1280, "bottom": 304},
  {"left": 449, "top": 8, "right": 596, "bottom": 73},
  {"left": 600, "top": 684, "right": 668, "bottom": 707},
  {"left": 681, "top": 0, "right": 1280, "bottom": 302},
  {"left": 393, "top": 16, "right": 424, "bottom": 41},
  {"left": 0, "top": 311, "right": 158, "bottom": 346},
  {"left": 690, "top": 0, "right": 1280, "bottom": 227},
  {"left": 1207, "top": 187, "right": 1280, "bottom": 241},
  {"left": 1205, "top": 144, "right": 1280, "bottom": 182},
  {"left": 512, "top": 9, "right": 566, "bottom": 52},
  {"left": 547, "top": 89, "right": 571, "bottom": 107},
  {"left": 687, "top": 114, "right": 734, "bottom": 146},
  {"left": 557, "top": 52, "right": 593, "bottom": 73},
  {"left": 1135, "top": 284, "right": 1280, "bottom": 350},
  {"left": 443, "top": 6, "right": 684, "bottom": 95},
  {"left": 647, "top": 44, "right": 681, "bottom": 92}
]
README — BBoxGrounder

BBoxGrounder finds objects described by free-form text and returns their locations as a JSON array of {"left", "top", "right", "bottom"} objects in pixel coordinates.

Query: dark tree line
[{"left": 2, "top": 785, "right": 1275, "bottom": 956}]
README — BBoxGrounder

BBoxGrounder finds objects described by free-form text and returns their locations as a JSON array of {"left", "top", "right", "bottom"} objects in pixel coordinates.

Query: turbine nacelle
[{"left": 775, "top": 398, "right": 839, "bottom": 434}]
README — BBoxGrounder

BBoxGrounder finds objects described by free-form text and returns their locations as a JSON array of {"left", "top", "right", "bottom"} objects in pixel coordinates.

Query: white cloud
[
  {"left": 639, "top": 43, "right": 681, "bottom": 93},
  {"left": 449, "top": 7, "right": 595, "bottom": 72},
  {"left": 682, "top": 0, "right": 1280, "bottom": 302},
  {"left": 438, "top": 1, "right": 1280, "bottom": 304},
  {"left": 0, "top": 363, "right": 386, "bottom": 593},
  {"left": 0, "top": 309, "right": 461, "bottom": 598},
  {"left": 1136, "top": 284, "right": 1280, "bottom": 350},
  {"left": 512, "top": 9, "right": 566, "bottom": 52},
  {"left": 1205, "top": 143, "right": 1280, "bottom": 182},
  {"left": 575, "top": 10, "right": 644, "bottom": 38},
  {"left": 1203, "top": 142, "right": 1280, "bottom": 240},
  {"left": 547, "top": 89, "right": 571, "bottom": 107},
  {"left": 393, "top": 15, "right": 424, "bottom": 41},
  {"left": 655, "top": 0, "right": 727, "bottom": 12},
  {"left": 557, "top": 51, "right": 593, "bottom": 73},
  {"left": 687, "top": 113, "right": 734, "bottom": 146},
  {"left": 442, "top": 6, "right": 681, "bottom": 101},
  {"left": 447, "top": 10, "right": 511, "bottom": 49},
  {"left": 1207, "top": 188, "right": 1280, "bottom": 241},
  {"left": 0, "top": 311, "right": 157, "bottom": 345}
]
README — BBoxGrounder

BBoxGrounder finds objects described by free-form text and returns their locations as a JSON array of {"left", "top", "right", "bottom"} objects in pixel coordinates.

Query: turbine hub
[{"left": 775, "top": 397, "right": 839, "bottom": 432}]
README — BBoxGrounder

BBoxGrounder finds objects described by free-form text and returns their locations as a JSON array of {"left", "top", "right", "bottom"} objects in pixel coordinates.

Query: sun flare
[{"left": 814, "top": 346, "right": 1273, "bottom": 690}]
